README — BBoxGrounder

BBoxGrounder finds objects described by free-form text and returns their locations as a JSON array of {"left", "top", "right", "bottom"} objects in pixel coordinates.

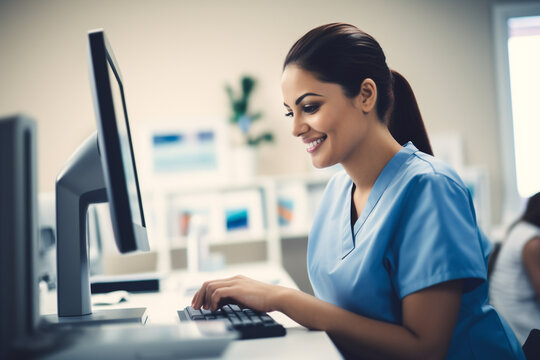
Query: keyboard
[{"left": 178, "top": 304, "right": 286, "bottom": 340}]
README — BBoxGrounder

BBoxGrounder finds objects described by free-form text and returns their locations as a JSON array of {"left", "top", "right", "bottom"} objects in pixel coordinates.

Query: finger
[
  {"left": 191, "top": 289, "right": 201, "bottom": 309},
  {"left": 191, "top": 288, "right": 202, "bottom": 307},
  {"left": 192, "top": 287, "right": 205, "bottom": 309},
  {"left": 192, "top": 277, "right": 238, "bottom": 309},
  {"left": 209, "top": 287, "right": 238, "bottom": 311},
  {"left": 191, "top": 285, "right": 202, "bottom": 306},
  {"left": 202, "top": 280, "right": 234, "bottom": 309},
  {"left": 193, "top": 281, "right": 211, "bottom": 309},
  {"left": 203, "top": 280, "right": 236, "bottom": 309}
]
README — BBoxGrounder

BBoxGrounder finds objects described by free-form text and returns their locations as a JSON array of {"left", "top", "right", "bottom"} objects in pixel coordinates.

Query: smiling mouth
[{"left": 306, "top": 135, "right": 327, "bottom": 153}]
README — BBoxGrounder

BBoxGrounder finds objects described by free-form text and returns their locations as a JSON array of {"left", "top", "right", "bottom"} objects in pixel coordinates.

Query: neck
[{"left": 341, "top": 122, "right": 402, "bottom": 193}]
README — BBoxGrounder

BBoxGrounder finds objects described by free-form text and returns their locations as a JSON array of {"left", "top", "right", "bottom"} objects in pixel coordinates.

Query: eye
[
  {"left": 303, "top": 103, "right": 320, "bottom": 114},
  {"left": 284, "top": 111, "right": 293, "bottom": 117}
]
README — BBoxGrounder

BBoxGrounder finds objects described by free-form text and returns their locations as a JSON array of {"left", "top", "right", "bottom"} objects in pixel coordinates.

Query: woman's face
[{"left": 281, "top": 65, "right": 370, "bottom": 168}]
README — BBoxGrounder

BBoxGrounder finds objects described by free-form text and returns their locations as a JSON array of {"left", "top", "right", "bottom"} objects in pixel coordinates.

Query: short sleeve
[{"left": 389, "top": 173, "right": 488, "bottom": 299}]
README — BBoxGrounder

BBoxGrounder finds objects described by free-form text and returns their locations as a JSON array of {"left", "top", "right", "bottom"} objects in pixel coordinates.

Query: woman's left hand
[{"left": 191, "top": 275, "right": 286, "bottom": 312}]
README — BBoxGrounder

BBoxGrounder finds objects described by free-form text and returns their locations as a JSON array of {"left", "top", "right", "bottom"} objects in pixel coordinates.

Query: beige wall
[{"left": 1, "top": 0, "right": 533, "bottom": 225}]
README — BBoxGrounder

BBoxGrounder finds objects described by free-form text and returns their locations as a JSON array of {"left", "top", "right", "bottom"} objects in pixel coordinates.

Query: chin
[{"left": 311, "top": 157, "right": 336, "bottom": 169}]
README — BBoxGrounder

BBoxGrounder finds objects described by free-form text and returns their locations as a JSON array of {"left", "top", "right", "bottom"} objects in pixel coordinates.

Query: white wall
[{"left": 1, "top": 0, "right": 534, "bottom": 225}]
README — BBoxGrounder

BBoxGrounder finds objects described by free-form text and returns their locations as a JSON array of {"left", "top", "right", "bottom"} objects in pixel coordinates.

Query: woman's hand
[{"left": 191, "top": 275, "right": 286, "bottom": 312}]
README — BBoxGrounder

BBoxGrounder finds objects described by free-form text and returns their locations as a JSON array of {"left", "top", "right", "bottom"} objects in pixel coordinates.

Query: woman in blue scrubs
[{"left": 192, "top": 23, "right": 525, "bottom": 359}]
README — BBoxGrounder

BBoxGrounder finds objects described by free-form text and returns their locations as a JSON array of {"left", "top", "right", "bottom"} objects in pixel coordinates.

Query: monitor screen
[
  {"left": 88, "top": 29, "right": 149, "bottom": 253},
  {"left": 107, "top": 59, "right": 143, "bottom": 227}
]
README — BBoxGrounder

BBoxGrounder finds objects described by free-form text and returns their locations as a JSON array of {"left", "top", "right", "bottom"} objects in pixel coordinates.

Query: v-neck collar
[{"left": 340, "top": 142, "right": 417, "bottom": 259}]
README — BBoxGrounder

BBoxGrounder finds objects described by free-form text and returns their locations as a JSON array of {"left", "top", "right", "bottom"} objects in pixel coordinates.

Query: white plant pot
[{"left": 232, "top": 146, "right": 257, "bottom": 180}]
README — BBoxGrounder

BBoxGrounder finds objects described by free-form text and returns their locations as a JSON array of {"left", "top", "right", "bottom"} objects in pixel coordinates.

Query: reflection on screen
[{"left": 107, "top": 61, "right": 142, "bottom": 226}]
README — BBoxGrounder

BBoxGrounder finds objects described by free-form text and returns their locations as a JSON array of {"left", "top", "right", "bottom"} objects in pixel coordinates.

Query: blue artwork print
[
  {"left": 152, "top": 130, "right": 217, "bottom": 173},
  {"left": 225, "top": 208, "right": 249, "bottom": 231}
]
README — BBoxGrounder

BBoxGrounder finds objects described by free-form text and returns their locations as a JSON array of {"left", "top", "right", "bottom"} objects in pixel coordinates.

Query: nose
[{"left": 291, "top": 115, "right": 309, "bottom": 138}]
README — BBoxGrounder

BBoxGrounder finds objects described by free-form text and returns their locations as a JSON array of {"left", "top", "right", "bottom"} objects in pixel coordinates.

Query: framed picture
[
  {"left": 277, "top": 183, "right": 309, "bottom": 232},
  {"left": 221, "top": 190, "right": 265, "bottom": 241},
  {"left": 168, "top": 192, "right": 223, "bottom": 247},
  {"left": 137, "top": 117, "right": 230, "bottom": 189}
]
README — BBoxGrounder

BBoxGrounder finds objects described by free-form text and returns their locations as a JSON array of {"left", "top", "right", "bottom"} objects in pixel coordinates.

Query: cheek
[
  {"left": 332, "top": 115, "right": 366, "bottom": 150},
  {"left": 311, "top": 110, "right": 340, "bottom": 133}
]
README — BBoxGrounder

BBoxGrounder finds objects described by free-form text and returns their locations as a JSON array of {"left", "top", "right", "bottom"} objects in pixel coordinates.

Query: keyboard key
[
  {"left": 201, "top": 309, "right": 212, "bottom": 316},
  {"left": 229, "top": 304, "right": 242, "bottom": 312},
  {"left": 187, "top": 307, "right": 202, "bottom": 317},
  {"left": 222, "top": 305, "right": 235, "bottom": 314},
  {"left": 260, "top": 315, "right": 274, "bottom": 323},
  {"left": 229, "top": 317, "right": 242, "bottom": 326}
]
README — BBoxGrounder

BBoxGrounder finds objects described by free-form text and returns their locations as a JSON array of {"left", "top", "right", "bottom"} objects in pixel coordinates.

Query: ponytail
[{"left": 388, "top": 70, "right": 433, "bottom": 156}]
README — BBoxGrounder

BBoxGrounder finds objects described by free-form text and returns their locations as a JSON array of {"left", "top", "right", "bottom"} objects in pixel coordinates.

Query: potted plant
[{"left": 225, "top": 75, "right": 274, "bottom": 178}]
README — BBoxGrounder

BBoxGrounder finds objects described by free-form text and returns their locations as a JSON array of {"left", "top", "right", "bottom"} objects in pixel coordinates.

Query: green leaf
[
  {"left": 250, "top": 112, "right": 263, "bottom": 122},
  {"left": 225, "top": 84, "right": 234, "bottom": 104},
  {"left": 241, "top": 76, "right": 255, "bottom": 97},
  {"left": 247, "top": 132, "right": 274, "bottom": 146}
]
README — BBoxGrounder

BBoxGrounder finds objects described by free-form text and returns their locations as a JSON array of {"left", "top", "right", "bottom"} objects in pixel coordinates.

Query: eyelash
[
  {"left": 303, "top": 103, "right": 320, "bottom": 114},
  {"left": 284, "top": 103, "right": 321, "bottom": 118}
]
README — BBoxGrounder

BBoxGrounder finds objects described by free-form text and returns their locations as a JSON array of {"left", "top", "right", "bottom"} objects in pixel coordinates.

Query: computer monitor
[
  {"left": 50, "top": 29, "right": 149, "bottom": 325},
  {"left": 88, "top": 29, "right": 149, "bottom": 254},
  {"left": 0, "top": 115, "right": 39, "bottom": 357}
]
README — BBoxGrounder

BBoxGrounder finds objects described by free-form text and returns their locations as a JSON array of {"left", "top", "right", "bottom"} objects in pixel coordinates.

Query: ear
[{"left": 355, "top": 78, "right": 377, "bottom": 113}]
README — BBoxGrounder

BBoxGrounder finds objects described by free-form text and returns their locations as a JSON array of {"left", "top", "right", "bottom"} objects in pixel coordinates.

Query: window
[
  {"left": 493, "top": 3, "right": 540, "bottom": 221},
  {"left": 507, "top": 16, "right": 540, "bottom": 198}
]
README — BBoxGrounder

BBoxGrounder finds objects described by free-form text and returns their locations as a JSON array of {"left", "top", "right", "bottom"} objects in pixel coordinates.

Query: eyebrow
[{"left": 283, "top": 92, "right": 324, "bottom": 108}]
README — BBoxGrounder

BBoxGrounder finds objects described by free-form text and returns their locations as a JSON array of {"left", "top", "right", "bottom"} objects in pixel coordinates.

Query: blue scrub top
[{"left": 307, "top": 142, "right": 524, "bottom": 359}]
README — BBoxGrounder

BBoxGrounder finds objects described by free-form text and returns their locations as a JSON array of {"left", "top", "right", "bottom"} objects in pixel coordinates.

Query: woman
[
  {"left": 490, "top": 192, "right": 540, "bottom": 345},
  {"left": 192, "top": 23, "right": 524, "bottom": 359}
]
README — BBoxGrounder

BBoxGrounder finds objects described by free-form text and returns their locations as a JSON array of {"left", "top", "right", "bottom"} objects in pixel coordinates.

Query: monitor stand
[
  {"left": 46, "top": 133, "right": 146, "bottom": 326},
  {"left": 43, "top": 308, "right": 148, "bottom": 327}
]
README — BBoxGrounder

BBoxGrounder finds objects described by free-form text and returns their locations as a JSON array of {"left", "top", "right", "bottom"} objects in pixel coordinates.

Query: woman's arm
[
  {"left": 523, "top": 236, "right": 540, "bottom": 301},
  {"left": 192, "top": 277, "right": 462, "bottom": 360}
]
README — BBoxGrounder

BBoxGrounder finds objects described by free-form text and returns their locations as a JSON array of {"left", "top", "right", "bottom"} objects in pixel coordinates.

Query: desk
[{"left": 41, "top": 262, "right": 342, "bottom": 359}]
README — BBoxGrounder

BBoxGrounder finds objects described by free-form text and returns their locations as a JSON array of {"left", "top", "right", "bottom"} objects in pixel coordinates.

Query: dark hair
[
  {"left": 284, "top": 23, "right": 433, "bottom": 155},
  {"left": 519, "top": 192, "right": 540, "bottom": 228}
]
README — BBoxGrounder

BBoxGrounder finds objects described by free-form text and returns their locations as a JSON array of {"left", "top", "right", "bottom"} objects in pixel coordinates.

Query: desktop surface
[{"left": 40, "top": 262, "right": 342, "bottom": 359}]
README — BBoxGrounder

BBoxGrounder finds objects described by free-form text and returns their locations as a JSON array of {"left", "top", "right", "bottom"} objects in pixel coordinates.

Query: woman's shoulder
[
  {"left": 506, "top": 221, "right": 540, "bottom": 247},
  {"left": 402, "top": 147, "right": 469, "bottom": 195},
  {"left": 517, "top": 221, "right": 540, "bottom": 233}
]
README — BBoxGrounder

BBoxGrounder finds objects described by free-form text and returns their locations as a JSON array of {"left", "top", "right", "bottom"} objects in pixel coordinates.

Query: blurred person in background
[{"left": 490, "top": 192, "right": 540, "bottom": 345}]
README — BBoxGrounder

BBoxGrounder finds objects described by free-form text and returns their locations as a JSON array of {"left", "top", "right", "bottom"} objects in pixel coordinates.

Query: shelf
[
  {"left": 168, "top": 231, "right": 268, "bottom": 248},
  {"left": 279, "top": 228, "right": 310, "bottom": 239},
  {"left": 143, "top": 172, "right": 337, "bottom": 272},
  {"left": 143, "top": 172, "right": 333, "bottom": 196},
  {"left": 143, "top": 176, "right": 275, "bottom": 195}
]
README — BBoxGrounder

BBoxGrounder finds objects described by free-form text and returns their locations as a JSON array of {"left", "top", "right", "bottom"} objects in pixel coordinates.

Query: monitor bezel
[{"left": 87, "top": 29, "right": 149, "bottom": 253}]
